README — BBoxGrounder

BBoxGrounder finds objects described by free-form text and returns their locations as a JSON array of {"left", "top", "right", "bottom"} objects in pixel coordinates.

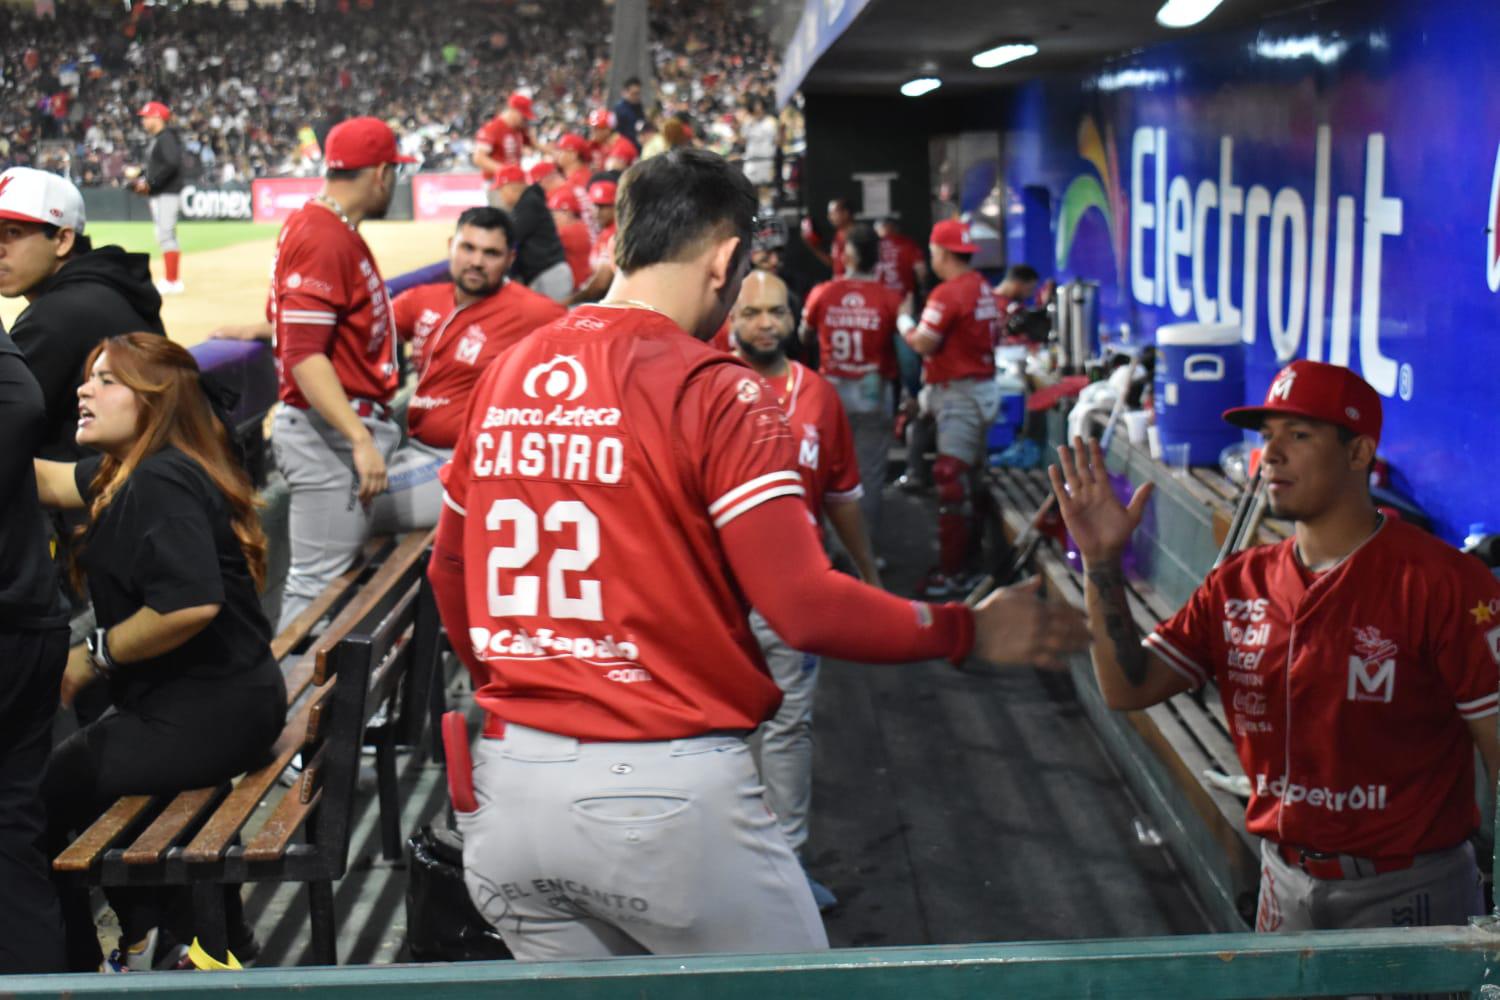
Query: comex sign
[
  {"left": 179, "top": 183, "right": 253, "bottom": 221},
  {"left": 1129, "top": 125, "right": 1412, "bottom": 400}
]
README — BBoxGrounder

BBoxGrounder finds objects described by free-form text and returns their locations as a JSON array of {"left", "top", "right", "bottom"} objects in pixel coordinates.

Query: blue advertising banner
[
  {"left": 1000, "top": 0, "right": 1500, "bottom": 542},
  {"left": 776, "top": 0, "right": 873, "bottom": 108}
]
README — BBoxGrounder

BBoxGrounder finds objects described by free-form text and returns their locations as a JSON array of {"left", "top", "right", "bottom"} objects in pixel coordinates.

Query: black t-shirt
[
  {"left": 0, "top": 332, "right": 65, "bottom": 630},
  {"left": 76, "top": 447, "right": 275, "bottom": 703}
]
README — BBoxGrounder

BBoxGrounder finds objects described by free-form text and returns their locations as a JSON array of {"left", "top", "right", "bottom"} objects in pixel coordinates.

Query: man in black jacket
[
  {"left": 0, "top": 167, "right": 165, "bottom": 461},
  {"left": 133, "top": 101, "right": 186, "bottom": 294},
  {"left": 491, "top": 163, "right": 572, "bottom": 303},
  {"left": 0, "top": 322, "right": 69, "bottom": 975}
]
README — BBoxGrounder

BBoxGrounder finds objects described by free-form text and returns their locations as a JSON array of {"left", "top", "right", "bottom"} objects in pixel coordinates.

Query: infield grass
[{"left": 86, "top": 221, "right": 281, "bottom": 257}]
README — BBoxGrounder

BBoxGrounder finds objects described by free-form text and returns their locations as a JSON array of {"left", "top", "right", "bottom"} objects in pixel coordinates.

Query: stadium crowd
[{"left": 1, "top": 0, "right": 799, "bottom": 187}]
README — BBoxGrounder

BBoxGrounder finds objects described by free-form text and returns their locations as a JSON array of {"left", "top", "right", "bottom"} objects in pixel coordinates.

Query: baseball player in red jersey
[
  {"left": 371, "top": 207, "right": 564, "bottom": 534},
  {"left": 902, "top": 219, "right": 1000, "bottom": 597},
  {"left": 803, "top": 222, "right": 905, "bottom": 544},
  {"left": 730, "top": 269, "right": 877, "bottom": 909},
  {"left": 586, "top": 108, "right": 616, "bottom": 172},
  {"left": 554, "top": 134, "right": 599, "bottom": 238},
  {"left": 269, "top": 117, "right": 411, "bottom": 631},
  {"left": 428, "top": 148, "right": 1089, "bottom": 960},
  {"left": 548, "top": 187, "right": 593, "bottom": 291},
  {"left": 802, "top": 198, "right": 853, "bottom": 278},
  {"left": 1053, "top": 360, "right": 1500, "bottom": 934},
  {"left": 566, "top": 180, "right": 618, "bottom": 306},
  {"left": 874, "top": 217, "right": 926, "bottom": 302},
  {"left": 474, "top": 93, "right": 536, "bottom": 208}
]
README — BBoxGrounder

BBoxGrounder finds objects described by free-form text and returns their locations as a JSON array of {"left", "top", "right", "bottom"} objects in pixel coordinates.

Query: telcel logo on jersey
[{"left": 524, "top": 355, "right": 588, "bottom": 401}]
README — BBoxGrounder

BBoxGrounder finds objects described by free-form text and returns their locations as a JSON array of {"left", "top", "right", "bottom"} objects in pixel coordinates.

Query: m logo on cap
[
  {"left": 0, "top": 176, "right": 12, "bottom": 199},
  {"left": 1268, "top": 369, "right": 1297, "bottom": 402}
]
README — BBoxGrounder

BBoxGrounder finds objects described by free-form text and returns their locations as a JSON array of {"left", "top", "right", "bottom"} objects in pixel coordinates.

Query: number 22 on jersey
[{"left": 484, "top": 498, "right": 603, "bottom": 621}]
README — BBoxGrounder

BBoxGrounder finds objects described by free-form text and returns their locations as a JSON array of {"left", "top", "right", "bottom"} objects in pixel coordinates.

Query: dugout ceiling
[{"left": 792, "top": 0, "right": 1315, "bottom": 97}]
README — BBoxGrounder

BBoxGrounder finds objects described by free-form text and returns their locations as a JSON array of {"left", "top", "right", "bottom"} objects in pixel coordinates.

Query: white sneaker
[{"left": 156, "top": 279, "right": 185, "bottom": 295}]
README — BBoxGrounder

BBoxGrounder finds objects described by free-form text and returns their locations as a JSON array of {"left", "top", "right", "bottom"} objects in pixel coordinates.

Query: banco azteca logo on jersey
[
  {"left": 840, "top": 291, "right": 865, "bottom": 309},
  {"left": 523, "top": 355, "right": 588, "bottom": 400},
  {"left": 1347, "top": 625, "right": 1398, "bottom": 703}
]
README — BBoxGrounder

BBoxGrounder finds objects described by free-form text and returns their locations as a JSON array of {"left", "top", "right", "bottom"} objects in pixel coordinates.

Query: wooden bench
[
  {"left": 53, "top": 530, "right": 439, "bottom": 966},
  {"left": 985, "top": 463, "right": 1261, "bottom": 928}
]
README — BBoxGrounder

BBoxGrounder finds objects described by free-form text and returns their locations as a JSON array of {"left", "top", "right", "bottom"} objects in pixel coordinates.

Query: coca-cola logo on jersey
[{"left": 524, "top": 355, "right": 588, "bottom": 401}]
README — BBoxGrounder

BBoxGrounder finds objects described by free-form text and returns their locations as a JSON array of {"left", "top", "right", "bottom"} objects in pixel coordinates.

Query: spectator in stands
[
  {"left": 740, "top": 97, "right": 779, "bottom": 204},
  {"left": 372, "top": 207, "right": 563, "bottom": 532},
  {"left": 132, "top": 101, "right": 185, "bottom": 295},
  {"left": 491, "top": 163, "right": 572, "bottom": 304},
  {"left": 0, "top": 167, "right": 164, "bottom": 461},
  {"left": 0, "top": 319, "right": 68, "bottom": 976},
  {"left": 1052, "top": 361, "right": 1500, "bottom": 935},
  {"left": 33, "top": 334, "right": 286, "bottom": 972},
  {"left": 612, "top": 76, "right": 646, "bottom": 150}
]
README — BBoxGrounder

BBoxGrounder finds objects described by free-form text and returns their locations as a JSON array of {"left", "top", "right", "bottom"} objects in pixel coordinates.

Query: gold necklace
[
  {"left": 597, "top": 298, "right": 666, "bottom": 316},
  {"left": 314, "top": 194, "right": 355, "bottom": 230}
]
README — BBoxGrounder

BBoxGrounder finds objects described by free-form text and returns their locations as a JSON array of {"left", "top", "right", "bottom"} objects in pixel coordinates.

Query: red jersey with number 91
[
  {"left": 803, "top": 277, "right": 903, "bottom": 381},
  {"left": 440, "top": 305, "right": 803, "bottom": 741}
]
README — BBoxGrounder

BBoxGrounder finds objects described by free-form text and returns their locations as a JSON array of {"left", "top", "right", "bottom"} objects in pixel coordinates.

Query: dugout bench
[{"left": 52, "top": 529, "right": 442, "bottom": 966}]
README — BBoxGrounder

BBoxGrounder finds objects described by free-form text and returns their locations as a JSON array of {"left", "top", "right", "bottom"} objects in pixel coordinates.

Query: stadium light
[
  {"left": 971, "top": 43, "right": 1038, "bottom": 69},
  {"left": 900, "top": 77, "right": 942, "bottom": 98},
  {"left": 1156, "top": 0, "right": 1226, "bottom": 28}
]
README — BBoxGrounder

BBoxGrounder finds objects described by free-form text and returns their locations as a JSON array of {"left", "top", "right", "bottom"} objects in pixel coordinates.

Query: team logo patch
[
  {"left": 523, "top": 355, "right": 588, "bottom": 400},
  {"left": 1471, "top": 598, "right": 1500, "bottom": 625},
  {"left": 840, "top": 291, "right": 865, "bottom": 308},
  {"left": 736, "top": 378, "right": 761, "bottom": 404},
  {"left": 287, "top": 272, "right": 303, "bottom": 289},
  {"left": 1346, "top": 625, "right": 1397, "bottom": 703},
  {"left": 455, "top": 324, "right": 486, "bottom": 366},
  {"left": 1268, "top": 368, "right": 1297, "bottom": 402}
]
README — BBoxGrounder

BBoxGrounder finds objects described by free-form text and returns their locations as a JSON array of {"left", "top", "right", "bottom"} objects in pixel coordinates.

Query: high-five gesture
[
  {"left": 1047, "top": 436, "right": 1153, "bottom": 566},
  {"left": 970, "top": 576, "right": 1091, "bottom": 671}
]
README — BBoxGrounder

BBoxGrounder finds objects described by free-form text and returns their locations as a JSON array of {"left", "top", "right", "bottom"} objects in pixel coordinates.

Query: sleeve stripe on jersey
[
  {"left": 441, "top": 490, "right": 466, "bottom": 517},
  {"left": 1457, "top": 692, "right": 1500, "bottom": 719},
  {"left": 713, "top": 484, "right": 805, "bottom": 529},
  {"left": 709, "top": 471, "right": 803, "bottom": 517},
  {"left": 826, "top": 485, "right": 865, "bottom": 503},
  {"left": 1143, "top": 632, "right": 1210, "bottom": 687},
  {"left": 281, "top": 310, "right": 337, "bottom": 325}
]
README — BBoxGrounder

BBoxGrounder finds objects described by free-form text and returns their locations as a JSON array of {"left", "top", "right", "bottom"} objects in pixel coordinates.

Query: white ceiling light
[
  {"left": 1156, "top": 0, "right": 1226, "bottom": 28},
  {"left": 900, "top": 77, "right": 942, "bottom": 98},
  {"left": 972, "top": 43, "right": 1039, "bottom": 69}
]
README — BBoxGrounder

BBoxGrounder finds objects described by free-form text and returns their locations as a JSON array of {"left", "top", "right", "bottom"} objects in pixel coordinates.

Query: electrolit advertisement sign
[{"left": 1003, "top": 0, "right": 1500, "bottom": 542}]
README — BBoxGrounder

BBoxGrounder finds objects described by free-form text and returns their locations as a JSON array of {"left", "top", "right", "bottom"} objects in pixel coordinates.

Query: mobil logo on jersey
[
  {"left": 1127, "top": 123, "right": 1409, "bottom": 400},
  {"left": 1347, "top": 625, "right": 1398, "bottom": 704}
]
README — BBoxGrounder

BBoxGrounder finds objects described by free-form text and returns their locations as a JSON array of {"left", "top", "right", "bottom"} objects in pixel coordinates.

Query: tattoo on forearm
[{"left": 1086, "top": 563, "right": 1149, "bottom": 686}]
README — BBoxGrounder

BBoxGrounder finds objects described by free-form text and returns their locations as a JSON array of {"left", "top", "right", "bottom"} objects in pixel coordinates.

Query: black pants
[
  {"left": 44, "top": 665, "right": 285, "bottom": 971},
  {"left": 0, "top": 626, "right": 68, "bottom": 974}
]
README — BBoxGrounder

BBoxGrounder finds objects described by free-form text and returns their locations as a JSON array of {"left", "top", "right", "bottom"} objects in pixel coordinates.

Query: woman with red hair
[{"left": 33, "top": 333, "right": 284, "bottom": 972}]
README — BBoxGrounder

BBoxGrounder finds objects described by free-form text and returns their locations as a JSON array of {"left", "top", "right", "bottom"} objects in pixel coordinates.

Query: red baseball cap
[
  {"left": 324, "top": 117, "right": 415, "bottom": 170},
  {"left": 493, "top": 163, "right": 527, "bottom": 186},
  {"left": 137, "top": 101, "right": 171, "bottom": 120},
  {"left": 929, "top": 219, "right": 977, "bottom": 254},
  {"left": 528, "top": 161, "right": 559, "bottom": 184},
  {"left": 587, "top": 108, "right": 615, "bottom": 130},
  {"left": 588, "top": 180, "right": 617, "bottom": 206},
  {"left": 1222, "top": 360, "right": 1383, "bottom": 444},
  {"left": 606, "top": 137, "right": 638, "bottom": 164},
  {"left": 547, "top": 187, "right": 581, "bottom": 214},
  {"left": 557, "top": 133, "right": 590, "bottom": 155},
  {"left": 507, "top": 92, "right": 537, "bottom": 121}
]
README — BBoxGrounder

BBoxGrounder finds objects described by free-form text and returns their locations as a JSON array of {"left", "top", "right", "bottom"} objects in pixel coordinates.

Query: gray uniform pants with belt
[{"left": 272, "top": 405, "right": 400, "bottom": 632}]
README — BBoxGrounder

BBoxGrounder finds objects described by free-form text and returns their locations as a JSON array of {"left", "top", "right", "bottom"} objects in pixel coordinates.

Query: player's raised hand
[
  {"left": 1048, "top": 436, "right": 1153, "bottom": 566},
  {"left": 970, "top": 576, "right": 1090, "bottom": 670}
]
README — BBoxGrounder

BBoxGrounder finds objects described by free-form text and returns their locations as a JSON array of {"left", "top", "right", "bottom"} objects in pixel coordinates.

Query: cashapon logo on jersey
[
  {"left": 1346, "top": 625, "right": 1397, "bottom": 703},
  {"left": 524, "top": 355, "right": 588, "bottom": 400}
]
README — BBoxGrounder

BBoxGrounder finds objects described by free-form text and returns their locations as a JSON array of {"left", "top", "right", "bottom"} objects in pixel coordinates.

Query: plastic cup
[{"left": 1163, "top": 442, "right": 1191, "bottom": 478}]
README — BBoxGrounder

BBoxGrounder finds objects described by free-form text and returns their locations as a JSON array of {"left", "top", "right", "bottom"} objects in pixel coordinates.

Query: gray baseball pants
[
  {"left": 272, "top": 405, "right": 400, "bottom": 632},
  {"left": 749, "top": 609, "right": 820, "bottom": 855},
  {"left": 457, "top": 723, "right": 828, "bottom": 960},
  {"left": 369, "top": 437, "right": 451, "bottom": 535},
  {"left": 528, "top": 260, "right": 575, "bottom": 304},
  {"left": 830, "top": 374, "right": 892, "bottom": 541},
  {"left": 149, "top": 193, "right": 180, "bottom": 252}
]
